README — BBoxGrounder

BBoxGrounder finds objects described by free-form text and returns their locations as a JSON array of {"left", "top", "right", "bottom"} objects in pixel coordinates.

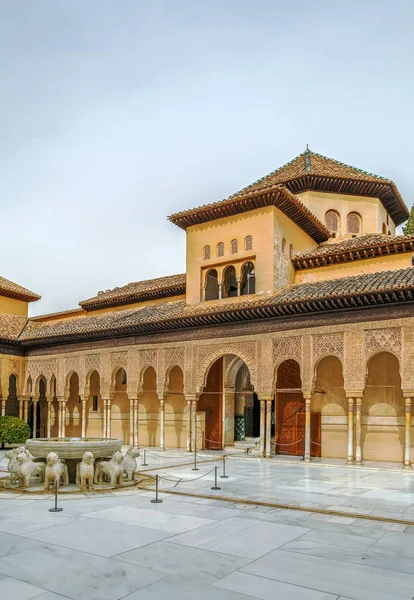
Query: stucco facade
[{"left": 1, "top": 149, "right": 414, "bottom": 467}]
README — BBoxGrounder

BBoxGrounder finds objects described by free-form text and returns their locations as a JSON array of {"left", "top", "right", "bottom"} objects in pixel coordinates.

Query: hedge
[{"left": 0, "top": 416, "right": 30, "bottom": 449}]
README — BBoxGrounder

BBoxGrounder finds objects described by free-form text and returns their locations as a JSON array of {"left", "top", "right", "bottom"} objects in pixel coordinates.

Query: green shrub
[{"left": 0, "top": 416, "right": 30, "bottom": 449}]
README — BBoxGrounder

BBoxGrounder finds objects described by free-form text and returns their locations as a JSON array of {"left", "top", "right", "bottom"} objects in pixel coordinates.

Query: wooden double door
[{"left": 275, "top": 393, "right": 321, "bottom": 457}]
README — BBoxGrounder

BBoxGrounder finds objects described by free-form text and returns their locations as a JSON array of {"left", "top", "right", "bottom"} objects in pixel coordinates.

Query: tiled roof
[
  {"left": 79, "top": 274, "right": 186, "bottom": 310},
  {"left": 170, "top": 149, "right": 408, "bottom": 227},
  {"left": 31, "top": 308, "right": 85, "bottom": 321},
  {"left": 293, "top": 233, "right": 414, "bottom": 269},
  {"left": 169, "top": 184, "right": 330, "bottom": 244},
  {"left": 230, "top": 150, "right": 392, "bottom": 197},
  {"left": 0, "top": 315, "right": 28, "bottom": 342},
  {"left": 19, "top": 267, "right": 414, "bottom": 345},
  {"left": 0, "top": 277, "right": 40, "bottom": 303}
]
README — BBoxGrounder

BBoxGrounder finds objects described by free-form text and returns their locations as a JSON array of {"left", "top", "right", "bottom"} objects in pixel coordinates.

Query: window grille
[
  {"left": 347, "top": 212, "right": 361, "bottom": 234},
  {"left": 217, "top": 242, "right": 224, "bottom": 257},
  {"left": 325, "top": 211, "right": 339, "bottom": 232},
  {"left": 203, "top": 245, "right": 211, "bottom": 260},
  {"left": 245, "top": 235, "right": 253, "bottom": 251},
  {"left": 230, "top": 239, "right": 238, "bottom": 254}
]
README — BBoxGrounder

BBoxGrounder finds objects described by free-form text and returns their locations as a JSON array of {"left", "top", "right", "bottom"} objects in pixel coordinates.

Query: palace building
[{"left": 1, "top": 148, "right": 414, "bottom": 466}]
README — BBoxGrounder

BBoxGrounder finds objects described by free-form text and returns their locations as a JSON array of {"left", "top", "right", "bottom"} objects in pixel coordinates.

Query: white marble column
[
  {"left": 259, "top": 399, "right": 265, "bottom": 458},
  {"left": 18, "top": 399, "right": 23, "bottom": 420},
  {"left": 23, "top": 399, "right": 29, "bottom": 423},
  {"left": 129, "top": 397, "right": 134, "bottom": 446},
  {"left": 32, "top": 400, "right": 38, "bottom": 438},
  {"left": 103, "top": 398, "right": 107, "bottom": 439},
  {"left": 62, "top": 401, "right": 67, "bottom": 438},
  {"left": 1, "top": 398, "right": 5, "bottom": 417},
  {"left": 134, "top": 396, "right": 139, "bottom": 448},
  {"left": 160, "top": 397, "right": 165, "bottom": 450},
  {"left": 81, "top": 397, "right": 87, "bottom": 438},
  {"left": 355, "top": 397, "right": 362, "bottom": 465},
  {"left": 404, "top": 397, "right": 412, "bottom": 469},
  {"left": 47, "top": 401, "right": 52, "bottom": 438},
  {"left": 106, "top": 397, "right": 112, "bottom": 439},
  {"left": 346, "top": 397, "right": 354, "bottom": 464},
  {"left": 191, "top": 397, "right": 197, "bottom": 451},
  {"left": 304, "top": 394, "right": 311, "bottom": 463},
  {"left": 186, "top": 399, "right": 191, "bottom": 452},
  {"left": 265, "top": 399, "right": 272, "bottom": 458}
]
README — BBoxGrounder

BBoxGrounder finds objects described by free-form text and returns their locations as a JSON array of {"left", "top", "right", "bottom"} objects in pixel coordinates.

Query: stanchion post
[
  {"left": 151, "top": 474, "right": 163, "bottom": 504},
  {"left": 49, "top": 480, "right": 63, "bottom": 513},
  {"left": 192, "top": 448, "right": 199, "bottom": 471},
  {"left": 211, "top": 465, "right": 221, "bottom": 490},
  {"left": 220, "top": 455, "right": 229, "bottom": 479},
  {"left": 142, "top": 449, "right": 148, "bottom": 466}
]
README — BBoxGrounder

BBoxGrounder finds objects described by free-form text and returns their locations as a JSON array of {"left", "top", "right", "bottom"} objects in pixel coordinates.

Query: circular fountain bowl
[{"left": 26, "top": 437, "right": 123, "bottom": 460}]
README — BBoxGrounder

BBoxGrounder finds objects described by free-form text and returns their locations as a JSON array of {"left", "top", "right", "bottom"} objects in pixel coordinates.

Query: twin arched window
[
  {"left": 347, "top": 212, "right": 361, "bottom": 234},
  {"left": 325, "top": 210, "right": 339, "bottom": 233}
]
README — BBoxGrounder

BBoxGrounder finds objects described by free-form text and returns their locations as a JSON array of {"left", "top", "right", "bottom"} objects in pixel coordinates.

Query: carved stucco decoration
[
  {"left": 196, "top": 342, "right": 257, "bottom": 393},
  {"left": 312, "top": 332, "right": 344, "bottom": 364},
  {"left": 272, "top": 336, "right": 303, "bottom": 368},
  {"left": 365, "top": 327, "right": 402, "bottom": 361},
  {"left": 64, "top": 355, "right": 81, "bottom": 379},
  {"left": 110, "top": 351, "right": 127, "bottom": 373},
  {"left": 138, "top": 350, "right": 158, "bottom": 389},
  {"left": 165, "top": 347, "right": 185, "bottom": 372},
  {"left": 85, "top": 353, "right": 100, "bottom": 375},
  {"left": 26, "top": 359, "right": 58, "bottom": 389},
  {"left": 402, "top": 327, "right": 414, "bottom": 391}
]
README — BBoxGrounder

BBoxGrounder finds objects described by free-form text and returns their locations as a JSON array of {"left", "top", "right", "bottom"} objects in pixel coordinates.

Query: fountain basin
[{"left": 26, "top": 437, "right": 123, "bottom": 460}]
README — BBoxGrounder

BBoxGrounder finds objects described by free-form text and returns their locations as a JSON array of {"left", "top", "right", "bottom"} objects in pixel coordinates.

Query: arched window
[
  {"left": 289, "top": 244, "right": 294, "bottom": 258},
  {"left": 223, "top": 266, "right": 238, "bottom": 298},
  {"left": 347, "top": 212, "right": 361, "bottom": 234},
  {"left": 230, "top": 239, "right": 238, "bottom": 254},
  {"left": 382, "top": 223, "right": 387, "bottom": 234},
  {"left": 203, "top": 245, "right": 211, "bottom": 260},
  {"left": 245, "top": 235, "right": 253, "bottom": 251},
  {"left": 205, "top": 269, "right": 219, "bottom": 301},
  {"left": 325, "top": 210, "right": 339, "bottom": 233},
  {"left": 217, "top": 242, "right": 224, "bottom": 257},
  {"left": 241, "top": 262, "right": 255, "bottom": 295},
  {"left": 281, "top": 238, "right": 286, "bottom": 254}
]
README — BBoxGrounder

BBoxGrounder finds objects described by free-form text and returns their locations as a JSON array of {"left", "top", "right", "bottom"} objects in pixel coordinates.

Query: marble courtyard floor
[{"left": 1, "top": 451, "right": 414, "bottom": 599}]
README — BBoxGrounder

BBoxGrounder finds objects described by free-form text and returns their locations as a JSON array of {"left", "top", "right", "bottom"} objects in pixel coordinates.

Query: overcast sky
[{"left": 1, "top": 1, "right": 413, "bottom": 316}]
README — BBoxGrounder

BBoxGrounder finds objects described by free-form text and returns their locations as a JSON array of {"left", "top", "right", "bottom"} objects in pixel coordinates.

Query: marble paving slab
[
  {"left": 86, "top": 505, "right": 215, "bottom": 533},
  {"left": 215, "top": 571, "right": 338, "bottom": 600},
  {"left": 0, "top": 576, "right": 48, "bottom": 600},
  {"left": 26, "top": 518, "right": 174, "bottom": 557},
  {"left": 116, "top": 540, "right": 251, "bottom": 583},
  {"left": 0, "top": 545, "right": 166, "bottom": 600}
]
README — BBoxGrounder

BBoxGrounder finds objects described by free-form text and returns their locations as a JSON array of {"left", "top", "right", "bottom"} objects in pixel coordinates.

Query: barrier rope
[
  {"left": 151, "top": 461, "right": 224, "bottom": 488},
  {"left": 276, "top": 439, "right": 303, "bottom": 447}
]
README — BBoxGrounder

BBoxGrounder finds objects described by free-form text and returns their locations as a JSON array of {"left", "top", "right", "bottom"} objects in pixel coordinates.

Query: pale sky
[{"left": 1, "top": 1, "right": 413, "bottom": 315}]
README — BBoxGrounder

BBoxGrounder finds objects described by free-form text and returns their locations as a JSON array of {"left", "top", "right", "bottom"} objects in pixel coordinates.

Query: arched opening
[
  {"left": 165, "top": 366, "right": 186, "bottom": 448},
  {"left": 325, "top": 210, "right": 340, "bottom": 233},
  {"left": 205, "top": 269, "right": 219, "bottom": 301},
  {"left": 347, "top": 212, "right": 362, "bottom": 235},
  {"left": 281, "top": 238, "right": 286, "bottom": 255},
  {"left": 67, "top": 373, "right": 81, "bottom": 437},
  {"left": 198, "top": 354, "right": 254, "bottom": 449},
  {"left": 362, "top": 352, "right": 404, "bottom": 463},
  {"left": 245, "top": 235, "right": 252, "bottom": 251},
  {"left": 86, "top": 370, "right": 101, "bottom": 437},
  {"left": 275, "top": 360, "right": 320, "bottom": 456},
  {"left": 29, "top": 377, "right": 47, "bottom": 438},
  {"left": 241, "top": 262, "right": 255, "bottom": 295},
  {"left": 139, "top": 367, "right": 159, "bottom": 447},
  {"left": 312, "top": 356, "right": 347, "bottom": 458},
  {"left": 6, "top": 374, "right": 18, "bottom": 417},
  {"left": 112, "top": 368, "right": 129, "bottom": 444},
  {"left": 223, "top": 266, "right": 238, "bottom": 298}
]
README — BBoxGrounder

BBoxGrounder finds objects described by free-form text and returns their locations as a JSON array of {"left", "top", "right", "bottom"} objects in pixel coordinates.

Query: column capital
[
  {"left": 185, "top": 393, "right": 199, "bottom": 403},
  {"left": 345, "top": 390, "right": 364, "bottom": 398}
]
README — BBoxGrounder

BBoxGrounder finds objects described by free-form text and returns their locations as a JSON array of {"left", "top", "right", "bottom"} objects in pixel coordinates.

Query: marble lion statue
[
  {"left": 76, "top": 451, "right": 94, "bottom": 490},
  {"left": 122, "top": 447, "right": 140, "bottom": 481},
  {"left": 44, "top": 452, "right": 69, "bottom": 490},
  {"left": 16, "top": 452, "right": 45, "bottom": 488},
  {"left": 94, "top": 451, "right": 123, "bottom": 486},
  {"left": 5, "top": 446, "right": 34, "bottom": 485}
]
